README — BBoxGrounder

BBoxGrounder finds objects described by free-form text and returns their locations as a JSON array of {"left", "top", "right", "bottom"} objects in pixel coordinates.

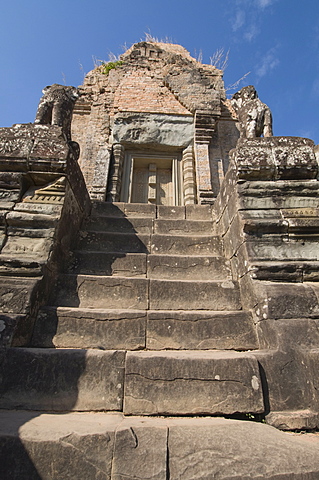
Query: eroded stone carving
[
  {"left": 35, "top": 84, "right": 79, "bottom": 140},
  {"left": 231, "top": 85, "right": 273, "bottom": 139},
  {"left": 22, "top": 176, "right": 66, "bottom": 204}
]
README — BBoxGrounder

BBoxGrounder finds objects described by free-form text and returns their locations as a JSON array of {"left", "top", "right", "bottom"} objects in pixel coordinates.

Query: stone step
[
  {"left": 31, "top": 307, "right": 257, "bottom": 351},
  {"left": 147, "top": 254, "right": 231, "bottom": 280},
  {"left": 77, "top": 231, "right": 150, "bottom": 253},
  {"left": 149, "top": 278, "right": 241, "bottom": 310},
  {"left": 85, "top": 217, "right": 215, "bottom": 235},
  {"left": 52, "top": 275, "right": 241, "bottom": 311},
  {"left": 77, "top": 231, "right": 223, "bottom": 256},
  {"left": 91, "top": 202, "right": 156, "bottom": 218},
  {"left": 153, "top": 219, "right": 215, "bottom": 235},
  {"left": 32, "top": 307, "right": 147, "bottom": 350},
  {"left": 84, "top": 216, "right": 154, "bottom": 234},
  {"left": 123, "top": 350, "right": 264, "bottom": 415},
  {"left": 52, "top": 275, "right": 149, "bottom": 309},
  {"left": 69, "top": 251, "right": 147, "bottom": 276},
  {"left": 2, "top": 412, "right": 319, "bottom": 480},
  {"left": 68, "top": 251, "right": 230, "bottom": 280},
  {"left": 147, "top": 310, "right": 258, "bottom": 350},
  {"left": 91, "top": 202, "right": 214, "bottom": 221},
  {"left": 150, "top": 234, "right": 223, "bottom": 255},
  {"left": 0, "top": 348, "right": 125, "bottom": 412}
]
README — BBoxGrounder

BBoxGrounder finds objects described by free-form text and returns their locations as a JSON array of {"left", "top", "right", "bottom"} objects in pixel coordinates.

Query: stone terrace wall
[
  {"left": 214, "top": 136, "right": 319, "bottom": 429},
  {"left": 0, "top": 124, "right": 90, "bottom": 347}
]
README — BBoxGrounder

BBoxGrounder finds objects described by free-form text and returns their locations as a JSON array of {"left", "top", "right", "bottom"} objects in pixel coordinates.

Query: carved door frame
[{"left": 120, "top": 151, "right": 183, "bottom": 205}]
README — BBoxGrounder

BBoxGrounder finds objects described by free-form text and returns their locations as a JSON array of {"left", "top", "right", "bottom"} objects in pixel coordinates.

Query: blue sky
[{"left": 1, "top": 0, "right": 319, "bottom": 143}]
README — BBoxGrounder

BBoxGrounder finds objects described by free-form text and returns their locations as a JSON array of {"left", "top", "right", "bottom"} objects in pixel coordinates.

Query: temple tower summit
[{"left": 71, "top": 41, "right": 239, "bottom": 204}]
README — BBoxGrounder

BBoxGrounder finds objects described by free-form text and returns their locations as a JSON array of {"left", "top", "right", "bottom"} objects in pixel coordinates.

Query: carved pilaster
[
  {"left": 182, "top": 145, "right": 197, "bottom": 205},
  {"left": 107, "top": 144, "right": 125, "bottom": 202},
  {"left": 194, "top": 111, "right": 216, "bottom": 204}
]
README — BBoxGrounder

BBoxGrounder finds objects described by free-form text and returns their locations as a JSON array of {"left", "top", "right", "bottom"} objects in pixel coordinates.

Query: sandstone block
[
  {"left": 124, "top": 350, "right": 264, "bottom": 415},
  {"left": 53, "top": 274, "right": 149, "bottom": 309},
  {"left": 149, "top": 279, "right": 241, "bottom": 310},
  {"left": 254, "top": 282, "right": 319, "bottom": 320},
  {"left": 0, "top": 277, "right": 40, "bottom": 314},
  {"left": 69, "top": 252, "right": 147, "bottom": 277},
  {"left": 146, "top": 310, "right": 258, "bottom": 350},
  {"left": 0, "top": 348, "right": 125, "bottom": 411},
  {"left": 112, "top": 112, "right": 193, "bottom": 148},
  {"left": 0, "top": 410, "right": 122, "bottom": 480},
  {"left": 266, "top": 410, "right": 319, "bottom": 431},
  {"left": 157, "top": 205, "right": 185, "bottom": 219},
  {"left": 0, "top": 256, "right": 44, "bottom": 277},
  {"left": 245, "top": 238, "right": 319, "bottom": 262},
  {"left": 168, "top": 417, "right": 319, "bottom": 480},
  {"left": 91, "top": 201, "right": 126, "bottom": 217},
  {"left": 77, "top": 231, "right": 150, "bottom": 253},
  {"left": 147, "top": 254, "right": 231, "bottom": 280},
  {"left": 32, "top": 307, "right": 146, "bottom": 350},
  {"left": 124, "top": 203, "right": 156, "bottom": 217},
  {"left": 151, "top": 234, "right": 222, "bottom": 255},
  {"left": 85, "top": 216, "right": 153, "bottom": 234},
  {"left": 185, "top": 204, "right": 212, "bottom": 220},
  {"left": 111, "top": 418, "right": 167, "bottom": 480},
  {"left": 154, "top": 219, "right": 214, "bottom": 235},
  {"left": 235, "top": 137, "right": 317, "bottom": 180}
]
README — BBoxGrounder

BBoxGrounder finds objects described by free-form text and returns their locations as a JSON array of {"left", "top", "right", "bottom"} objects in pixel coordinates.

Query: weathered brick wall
[{"left": 71, "top": 41, "right": 234, "bottom": 201}]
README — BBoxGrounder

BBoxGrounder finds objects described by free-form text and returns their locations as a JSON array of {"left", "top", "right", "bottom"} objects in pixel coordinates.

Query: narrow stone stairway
[
  {"left": 0, "top": 202, "right": 261, "bottom": 416},
  {"left": 3, "top": 203, "right": 319, "bottom": 479}
]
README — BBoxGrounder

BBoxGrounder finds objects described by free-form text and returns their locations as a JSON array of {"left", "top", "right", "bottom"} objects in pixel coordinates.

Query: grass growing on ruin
[{"left": 101, "top": 60, "right": 124, "bottom": 75}]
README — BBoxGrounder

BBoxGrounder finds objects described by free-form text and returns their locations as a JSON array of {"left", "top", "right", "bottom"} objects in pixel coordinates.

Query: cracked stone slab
[
  {"left": 0, "top": 410, "right": 122, "bottom": 480},
  {"left": 150, "top": 234, "right": 222, "bottom": 256},
  {"left": 146, "top": 310, "right": 258, "bottom": 350},
  {"left": 77, "top": 231, "right": 150, "bottom": 253},
  {"left": 2, "top": 412, "right": 319, "bottom": 480},
  {"left": 0, "top": 348, "right": 125, "bottom": 411},
  {"left": 124, "top": 350, "right": 264, "bottom": 415},
  {"left": 85, "top": 216, "right": 153, "bottom": 234},
  {"left": 154, "top": 219, "right": 215, "bottom": 235},
  {"left": 167, "top": 417, "right": 319, "bottom": 480},
  {"left": 53, "top": 275, "right": 149, "bottom": 309},
  {"left": 32, "top": 307, "right": 146, "bottom": 350},
  {"left": 149, "top": 279, "right": 241, "bottom": 310},
  {"left": 91, "top": 202, "right": 126, "bottom": 218},
  {"left": 254, "top": 282, "right": 319, "bottom": 320},
  {"left": 111, "top": 417, "right": 167, "bottom": 480},
  {"left": 147, "top": 254, "right": 231, "bottom": 280},
  {"left": 185, "top": 204, "right": 213, "bottom": 220},
  {"left": 69, "top": 252, "right": 147, "bottom": 277}
]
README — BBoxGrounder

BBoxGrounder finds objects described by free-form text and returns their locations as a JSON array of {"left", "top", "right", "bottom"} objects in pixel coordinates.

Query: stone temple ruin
[{"left": 1, "top": 41, "right": 319, "bottom": 478}]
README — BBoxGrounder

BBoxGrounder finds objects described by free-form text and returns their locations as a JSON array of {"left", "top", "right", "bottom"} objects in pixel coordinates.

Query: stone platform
[{"left": 2, "top": 411, "right": 319, "bottom": 480}]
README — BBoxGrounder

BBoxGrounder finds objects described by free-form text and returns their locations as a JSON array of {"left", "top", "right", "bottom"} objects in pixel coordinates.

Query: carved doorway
[{"left": 121, "top": 153, "right": 182, "bottom": 206}]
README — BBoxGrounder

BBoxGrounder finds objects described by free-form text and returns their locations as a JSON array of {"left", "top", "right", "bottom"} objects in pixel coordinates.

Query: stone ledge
[
  {"left": 2, "top": 412, "right": 319, "bottom": 480},
  {"left": 233, "top": 136, "right": 317, "bottom": 180}
]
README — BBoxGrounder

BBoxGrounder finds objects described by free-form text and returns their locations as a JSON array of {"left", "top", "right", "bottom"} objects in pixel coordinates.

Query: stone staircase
[
  {"left": 0, "top": 202, "right": 262, "bottom": 417},
  {"left": 3, "top": 202, "right": 319, "bottom": 479}
]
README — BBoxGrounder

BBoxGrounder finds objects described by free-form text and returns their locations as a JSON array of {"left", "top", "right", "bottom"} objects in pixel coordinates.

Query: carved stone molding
[
  {"left": 182, "top": 145, "right": 197, "bottom": 205},
  {"left": 107, "top": 144, "right": 125, "bottom": 202},
  {"left": 194, "top": 111, "right": 218, "bottom": 204}
]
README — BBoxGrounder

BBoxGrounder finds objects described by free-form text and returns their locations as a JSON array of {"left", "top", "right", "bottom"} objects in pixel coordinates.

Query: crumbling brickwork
[{"left": 72, "top": 41, "right": 236, "bottom": 202}]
